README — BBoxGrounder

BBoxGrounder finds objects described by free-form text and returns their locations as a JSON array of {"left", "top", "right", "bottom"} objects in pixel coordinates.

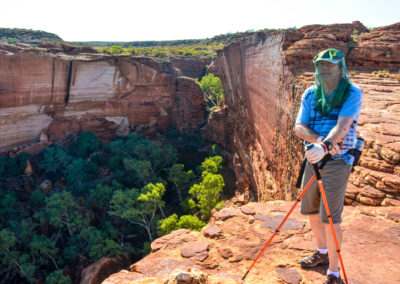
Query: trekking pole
[
  {"left": 241, "top": 157, "right": 329, "bottom": 281},
  {"left": 311, "top": 163, "right": 349, "bottom": 284}
]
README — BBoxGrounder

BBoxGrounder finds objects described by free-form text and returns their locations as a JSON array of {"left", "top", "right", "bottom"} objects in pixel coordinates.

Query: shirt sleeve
[
  {"left": 296, "top": 88, "right": 312, "bottom": 125},
  {"left": 339, "top": 85, "right": 363, "bottom": 121}
]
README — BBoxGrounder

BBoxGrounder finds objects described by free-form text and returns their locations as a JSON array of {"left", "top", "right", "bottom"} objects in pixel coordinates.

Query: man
[{"left": 295, "top": 49, "right": 363, "bottom": 284}]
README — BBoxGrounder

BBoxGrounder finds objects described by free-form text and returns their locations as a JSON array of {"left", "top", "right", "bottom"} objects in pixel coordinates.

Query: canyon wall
[
  {"left": 202, "top": 22, "right": 400, "bottom": 205},
  {"left": 100, "top": 22, "right": 400, "bottom": 284},
  {"left": 0, "top": 43, "right": 206, "bottom": 153},
  {"left": 170, "top": 55, "right": 212, "bottom": 80}
]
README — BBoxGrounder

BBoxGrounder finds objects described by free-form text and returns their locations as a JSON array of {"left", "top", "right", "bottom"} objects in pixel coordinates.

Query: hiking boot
[
  {"left": 300, "top": 250, "right": 329, "bottom": 268},
  {"left": 325, "top": 274, "right": 344, "bottom": 284}
]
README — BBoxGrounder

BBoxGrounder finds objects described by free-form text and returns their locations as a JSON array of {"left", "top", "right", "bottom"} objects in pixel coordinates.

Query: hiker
[{"left": 295, "top": 49, "right": 363, "bottom": 284}]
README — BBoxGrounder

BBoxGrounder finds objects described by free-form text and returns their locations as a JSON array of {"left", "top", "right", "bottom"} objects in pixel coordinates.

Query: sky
[{"left": 1, "top": 0, "right": 399, "bottom": 42}]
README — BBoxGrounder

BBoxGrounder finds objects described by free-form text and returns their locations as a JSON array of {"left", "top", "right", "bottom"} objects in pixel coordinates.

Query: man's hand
[
  {"left": 305, "top": 143, "right": 328, "bottom": 164},
  {"left": 325, "top": 138, "right": 345, "bottom": 155}
]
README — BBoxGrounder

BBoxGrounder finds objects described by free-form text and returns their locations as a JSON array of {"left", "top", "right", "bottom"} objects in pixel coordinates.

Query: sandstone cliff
[
  {"left": 202, "top": 22, "right": 400, "bottom": 206},
  {"left": 100, "top": 21, "right": 400, "bottom": 284},
  {"left": 170, "top": 56, "right": 213, "bottom": 80},
  {"left": 0, "top": 43, "right": 206, "bottom": 153}
]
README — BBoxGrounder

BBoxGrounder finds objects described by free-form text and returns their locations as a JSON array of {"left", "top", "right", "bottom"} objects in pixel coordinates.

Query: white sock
[
  {"left": 317, "top": 248, "right": 328, "bottom": 254},
  {"left": 327, "top": 269, "right": 340, "bottom": 278}
]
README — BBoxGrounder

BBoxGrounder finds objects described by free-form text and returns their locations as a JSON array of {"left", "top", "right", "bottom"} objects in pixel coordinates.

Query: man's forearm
[
  {"left": 295, "top": 124, "right": 323, "bottom": 143},
  {"left": 324, "top": 116, "right": 353, "bottom": 144}
]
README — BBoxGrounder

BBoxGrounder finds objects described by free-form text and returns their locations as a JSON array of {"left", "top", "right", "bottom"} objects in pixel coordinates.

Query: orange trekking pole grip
[
  {"left": 312, "top": 163, "right": 348, "bottom": 284},
  {"left": 241, "top": 157, "right": 329, "bottom": 281}
]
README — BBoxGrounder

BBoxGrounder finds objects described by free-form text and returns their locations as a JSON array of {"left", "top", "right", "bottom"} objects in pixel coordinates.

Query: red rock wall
[
  {"left": 169, "top": 56, "right": 212, "bottom": 80},
  {"left": 202, "top": 22, "right": 400, "bottom": 204},
  {"left": 202, "top": 33, "right": 301, "bottom": 202},
  {"left": 0, "top": 46, "right": 206, "bottom": 152}
]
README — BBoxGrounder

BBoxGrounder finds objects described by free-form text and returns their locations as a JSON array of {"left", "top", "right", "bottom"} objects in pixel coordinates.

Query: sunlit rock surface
[
  {"left": 0, "top": 44, "right": 206, "bottom": 151},
  {"left": 104, "top": 202, "right": 400, "bottom": 284}
]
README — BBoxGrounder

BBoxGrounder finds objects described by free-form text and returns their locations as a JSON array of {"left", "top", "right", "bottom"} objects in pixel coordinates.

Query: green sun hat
[
  {"left": 313, "top": 48, "right": 351, "bottom": 116},
  {"left": 313, "top": 48, "right": 345, "bottom": 64}
]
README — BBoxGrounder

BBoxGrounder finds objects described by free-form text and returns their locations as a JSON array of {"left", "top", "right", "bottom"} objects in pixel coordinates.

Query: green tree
[
  {"left": 123, "top": 159, "right": 154, "bottom": 185},
  {"left": 201, "top": 155, "right": 223, "bottom": 175},
  {"left": 138, "top": 183, "right": 166, "bottom": 219},
  {"left": 127, "top": 45, "right": 135, "bottom": 55},
  {"left": 109, "top": 182, "right": 166, "bottom": 241},
  {"left": 0, "top": 229, "right": 16, "bottom": 257},
  {"left": 110, "top": 45, "right": 123, "bottom": 54},
  {"left": 189, "top": 172, "right": 225, "bottom": 220},
  {"left": 39, "top": 145, "right": 72, "bottom": 173},
  {"left": 29, "top": 235, "right": 59, "bottom": 269},
  {"left": 89, "top": 182, "right": 121, "bottom": 210},
  {"left": 0, "top": 229, "right": 36, "bottom": 283},
  {"left": 30, "top": 189, "right": 46, "bottom": 208},
  {"left": 0, "top": 190, "right": 17, "bottom": 223},
  {"left": 46, "top": 269, "right": 72, "bottom": 284},
  {"left": 41, "top": 191, "right": 88, "bottom": 237},
  {"left": 168, "top": 164, "right": 195, "bottom": 202},
  {"left": 0, "top": 152, "right": 30, "bottom": 178},
  {"left": 198, "top": 73, "right": 224, "bottom": 110},
  {"left": 89, "top": 238, "right": 122, "bottom": 260},
  {"left": 158, "top": 214, "right": 206, "bottom": 236},
  {"left": 177, "top": 215, "right": 206, "bottom": 231},
  {"left": 64, "top": 158, "right": 98, "bottom": 185},
  {"left": 68, "top": 131, "right": 99, "bottom": 158},
  {"left": 158, "top": 214, "right": 178, "bottom": 236}
]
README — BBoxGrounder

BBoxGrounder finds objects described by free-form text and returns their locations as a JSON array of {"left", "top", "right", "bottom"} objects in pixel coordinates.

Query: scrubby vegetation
[
  {"left": 95, "top": 43, "right": 222, "bottom": 59},
  {"left": 372, "top": 70, "right": 391, "bottom": 78},
  {"left": 71, "top": 29, "right": 289, "bottom": 59},
  {"left": 0, "top": 28, "right": 62, "bottom": 44},
  {"left": 0, "top": 132, "right": 227, "bottom": 283}
]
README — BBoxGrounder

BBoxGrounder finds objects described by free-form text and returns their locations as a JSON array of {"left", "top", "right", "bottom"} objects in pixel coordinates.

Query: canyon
[
  {"left": 0, "top": 42, "right": 206, "bottom": 153},
  {"left": 0, "top": 21, "right": 399, "bottom": 283},
  {"left": 102, "top": 21, "right": 400, "bottom": 283}
]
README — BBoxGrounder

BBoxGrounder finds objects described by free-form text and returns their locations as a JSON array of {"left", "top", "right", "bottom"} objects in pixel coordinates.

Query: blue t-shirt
[{"left": 296, "top": 84, "right": 363, "bottom": 165}]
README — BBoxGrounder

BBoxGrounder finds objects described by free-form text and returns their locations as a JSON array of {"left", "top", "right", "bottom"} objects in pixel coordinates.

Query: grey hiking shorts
[{"left": 300, "top": 159, "right": 352, "bottom": 224}]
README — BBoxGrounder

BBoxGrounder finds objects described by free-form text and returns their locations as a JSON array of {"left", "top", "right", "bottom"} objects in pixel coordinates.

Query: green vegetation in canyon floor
[{"left": 0, "top": 131, "right": 231, "bottom": 284}]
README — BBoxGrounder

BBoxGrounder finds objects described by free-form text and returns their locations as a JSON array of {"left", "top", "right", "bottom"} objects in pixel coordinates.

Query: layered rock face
[
  {"left": 0, "top": 44, "right": 206, "bottom": 152},
  {"left": 170, "top": 55, "right": 213, "bottom": 80},
  {"left": 104, "top": 202, "right": 400, "bottom": 283},
  {"left": 202, "top": 22, "right": 400, "bottom": 204}
]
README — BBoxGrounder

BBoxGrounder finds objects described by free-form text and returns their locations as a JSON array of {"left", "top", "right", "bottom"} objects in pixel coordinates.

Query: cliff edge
[{"left": 103, "top": 202, "right": 400, "bottom": 283}]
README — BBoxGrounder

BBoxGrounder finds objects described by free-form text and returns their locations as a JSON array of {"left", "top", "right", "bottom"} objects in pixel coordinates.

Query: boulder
[
  {"left": 39, "top": 179, "right": 52, "bottom": 194},
  {"left": 80, "top": 256, "right": 129, "bottom": 284}
]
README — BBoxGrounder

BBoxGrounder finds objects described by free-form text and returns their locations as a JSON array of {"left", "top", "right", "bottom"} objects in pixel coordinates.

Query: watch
[{"left": 323, "top": 141, "right": 333, "bottom": 151}]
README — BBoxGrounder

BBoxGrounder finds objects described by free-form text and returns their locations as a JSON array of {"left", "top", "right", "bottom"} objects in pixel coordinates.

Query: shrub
[
  {"left": 372, "top": 70, "right": 390, "bottom": 78},
  {"left": 40, "top": 146, "right": 72, "bottom": 173},
  {"left": 198, "top": 73, "right": 224, "bottom": 111},
  {"left": 46, "top": 269, "right": 71, "bottom": 284},
  {"left": 189, "top": 172, "right": 225, "bottom": 220},
  {"left": 110, "top": 45, "right": 123, "bottom": 54},
  {"left": 0, "top": 152, "right": 30, "bottom": 178},
  {"left": 64, "top": 159, "right": 98, "bottom": 185},
  {"left": 158, "top": 214, "right": 206, "bottom": 236},
  {"left": 215, "top": 200, "right": 225, "bottom": 211},
  {"left": 30, "top": 189, "right": 46, "bottom": 208},
  {"left": 91, "top": 154, "right": 107, "bottom": 167},
  {"left": 68, "top": 131, "right": 99, "bottom": 158}
]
